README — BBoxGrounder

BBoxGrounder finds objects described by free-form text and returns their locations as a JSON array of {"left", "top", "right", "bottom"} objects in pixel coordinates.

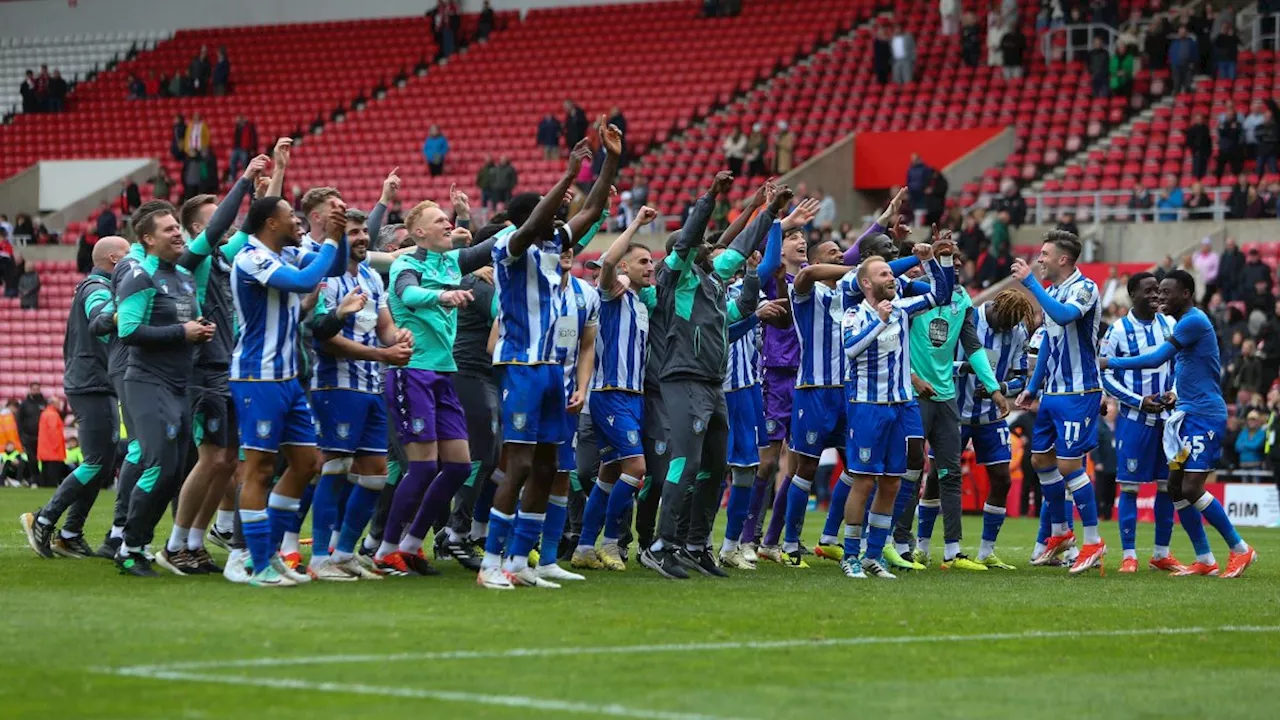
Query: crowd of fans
[
  {"left": 18, "top": 65, "right": 69, "bottom": 114},
  {"left": 126, "top": 45, "right": 230, "bottom": 100},
  {"left": 0, "top": 384, "right": 82, "bottom": 489}
]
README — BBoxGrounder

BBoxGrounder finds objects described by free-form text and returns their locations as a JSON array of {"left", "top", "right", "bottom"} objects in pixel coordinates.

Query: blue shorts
[
  {"left": 1172, "top": 413, "right": 1224, "bottom": 473},
  {"left": 789, "top": 386, "right": 847, "bottom": 459},
  {"left": 1115, "top": 416, "right": 1168, "bottom": 482},
  {"left": 500, "top": 364, "right": 569, "bottom": 445},
  {"left": 558, "top": 412, "right": 579, "bottom": 472},
  {"left": 903, "top": 399, "right": 923, "bottom": 438},
  {"left": 312, "top": 388, "right": 388, "bottom": 456},
  {"left": 844, "top": 400, "right": 908, "bottom": 476},
  {"left": 726, "top": 384, "right": 767, "bottom": 467},
  {"left": 962, "top": 421, "right": 1013, "bottom": 465},
  {"left": 1030, "top": 392, "right": 1101, "bottom": 459},
  {"left": 589, "top": 390, "right": 645, "bottom": 466},
  {"left": 231, "top": 378, "right": 317, "bottom": 453}
]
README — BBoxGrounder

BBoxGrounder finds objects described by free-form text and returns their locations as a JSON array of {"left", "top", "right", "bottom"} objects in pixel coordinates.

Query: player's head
[
  {"left": 782, "top": 227, "right": 807, "bottom": 265},
  {"left": 808, "top": 238, "right": 842, "bottom": 265},
  {"left": 405, "top": 200, "right": 452, "bottom": 252},
  {"left": 301, "top": 186, "right": 342, "bottom": 239},
  {"left": 559, "top": 246, "right": 576, "bottom": 272},
  {"left": 1036, "top": 230, "right": 1082, "bottom": 282},
  {"left": 378, "top": 223, "right": 408, "bottom": 251},
  {"left": 1158, "top": 269, "right": 1196, "bottom": 317},
  {"left": 244, "top": 196, "right": 295, "bottom": 245},
  {"left": 179, "top": 194, "right": 217, "bottom": 238},
  {"left": 860, "top": 233, "right": 899, "bottom": 262},
  {"left": 345, "top": 208, "right": 369, "bottom": 263},
  {"left": 92, "top": 235, "right": 130, "bottom": 273},
  {"left": 987, "top": 288, "right": 1035, "bottom": 333},
  {"left": 856, "top": 256, "right": 896, "bottom": 302},
  {"left": 134, "top": 206, "right": 183, "bottom": 262},
  {"left": 1127, "top": 271, "right": 1160, "bottom": 318},
  {"left": 619, "top": 243, "right": 655, "bottom": 288},
  {"left": 506, "top": 192, "right": 541, "bottom": 228}
]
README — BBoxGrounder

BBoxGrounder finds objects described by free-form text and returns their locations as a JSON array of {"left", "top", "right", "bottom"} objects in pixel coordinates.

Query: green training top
[{"left": 908, "top": 287, "right": 999, "bottom": 401}]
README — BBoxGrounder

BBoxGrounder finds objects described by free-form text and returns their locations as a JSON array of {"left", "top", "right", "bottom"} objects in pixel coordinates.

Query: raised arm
[
  {"left": 793, "top": 262, "right": 852, "bottom": 296},
  {"left": 567, "top": 118, "right": 620, "bottom": 240},
  {"left": 728, "top": 313, "right": 760, "bottom": 343},
  {"left": 898, "top": 252, "right": 956, "bottom": 317},
  {"left": 1099, "top": 325, "right": 1147, "bottom": 409},
  {"left": 727, "top": 259, "right": 761, "bottom": 324},
  {"left": 600, "top": 207, "right": 657, "bottom": 299},
  {"left": 266, "top": 137, "right": 290, "bottom": 198},
  {"left": 1012, "top": 259, "right": 1085, "bottom": 325},
  {"left": 843, "top": 187, "right": 907, "bottom": 265},
  {"left": 179, "top": 160, "right": 262, "bottom": 270},
  {"left": 1104, "top": 342, "right": 1177, "bottom": 372},
  {"left": 843, "top": 305, "right": 890, "bottom": 359},
  {"left": 508, "top": 140, "right": 591, "bottom": 258},
  {"left": 669, "top": 171, "right": 730, "bottom": 263},
  {"left": 719, "top": 180, "right": 769, "bottom": 251}
]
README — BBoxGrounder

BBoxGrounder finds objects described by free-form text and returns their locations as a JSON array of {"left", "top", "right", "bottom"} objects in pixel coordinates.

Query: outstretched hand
[
  {"left": 598, "top": 116, "right": 623, "bottom": 156},
  {"left": 710, "top": 170, "right": 735, "bottom": 196}
]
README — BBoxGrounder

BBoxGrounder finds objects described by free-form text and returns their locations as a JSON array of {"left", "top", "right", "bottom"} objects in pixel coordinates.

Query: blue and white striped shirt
[
  {"left": 1100, "top": 312, "right": 1175, "bottom": 425},
  {"left": 493, "top": 225, "right": 573, "bottom": 366},
  {"left": 724, "top": 279, "right": 762, "bottom": 392},
  {"left": 311, "top": 263, "right": 389, "bottom": 394},
  {"left": 1036, "top": 269, "right": 1102, "bottom": 394},
  {"left": 592, "top": 283, "right": 647, "bottom": 393},
  {"left": 957, "top": 304, "right": 1030, "bottom": 425},
  {"left": 842, "top": 258, "right": 952, "bottom": 403},
  {"left": 790, "top": 273, "right": 859, "bottom": 388},
  {"left": 557, "top": 276, "right": 600, "bottom": 397},
  {"left": 231, "top": 237, "right": 304, "bottom": 381}
]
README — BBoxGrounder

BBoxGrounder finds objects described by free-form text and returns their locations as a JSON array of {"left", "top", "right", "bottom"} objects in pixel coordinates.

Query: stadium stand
[
  {"left": 0, "top": 260, "right": 76, "bottom": 400},
  {"left": 0, "top": 32, "right": 160, "bottom": 117}
]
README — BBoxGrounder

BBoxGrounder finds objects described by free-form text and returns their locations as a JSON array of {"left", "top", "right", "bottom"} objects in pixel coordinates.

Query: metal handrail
[{"left": 1040, "top": 23, "right": 1121, "bottom": 62}]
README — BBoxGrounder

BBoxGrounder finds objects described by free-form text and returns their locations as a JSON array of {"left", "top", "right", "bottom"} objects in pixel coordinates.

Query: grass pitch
[{"left": 1, "top": 488, "right": 1277, "bottom": 720}]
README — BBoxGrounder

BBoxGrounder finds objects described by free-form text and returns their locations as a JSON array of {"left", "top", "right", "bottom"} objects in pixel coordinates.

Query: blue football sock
[
  {"left": 842, "top": 524, "right": 862, "bottom": 561},
  {"left": 509, "top": 510, "right": 545, "bottom": 564},
  {"left": 310, "top": 469, "right": 344, "bottom": 558},
  {"left": 891, "top": 471, "right": 919, "bottom": 527},
  {"left": 1118, "top": 490, "right": 1138, "bottom": 552},
  {"left": 981, "top": 503, "right": 1006, "bottom": 543},
  {"left": 483, "top": 509, "right": 515, "bottom": 564},
  {"left": 1153, "top": 489, "right": 1175, "bottom": 549},
  {"left": 473, "top": 471, "right": 497, "bottom": 527},
  {"left": 603, "top": 475, "right": 640, "bottom": 543},
  {"left": 1175, "top": 500, "right": 1212, "bottom": 557},
  {"left": 1037, "top": 467, "right": 1067, "bottom": 527},
  {"left": 1193, "top": 492, "right": 1244, "bottom": 549},
  {"left": 725, "top": 482, "right": 752, "bottom": 542},
  {"left": 336, "top": 483, "right": 381, "bottom": 555},
  {"left": 334, "top": 481, "right": 353, "bottom": 529},
  {"left": 539, "top": 496, "right": 568, "bottom": 567},
  {"left": 266, "top": 492, "right": 301, "bottom": 553},
  {"left": 916, "top": 498, "right": 940, "bottom": 542},
  {"left": 1065, "top": 470, "right": 1099, "bottom": 536},
  {"left": 783, "top": 476, "right": 812, "bottom": 546},
  {"left": 287, "top": 482, "right": 316, "bottom": 534},
  {"left": 578, "top": 480, "right": 612, "bottom": 547},
  {"left": 240, "top": 509, "right": 272, "bottom": 574},
  {"left": 865, "top": 512, "right": 892, "bottom": 562},
  {"left": 822, "top": 474, "right": 852, "bottom": 541},
  {"left": 1036, "top": 498, "right": 1051, "bottom": 544}
]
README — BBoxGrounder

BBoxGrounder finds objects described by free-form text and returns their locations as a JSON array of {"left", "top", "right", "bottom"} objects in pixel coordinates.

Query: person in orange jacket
[
  {"left": 37, "top": 400, "right": 66, "bottom": 488},
  {"left": 0, "top": 399, "right": 22, "bottom": 452}
]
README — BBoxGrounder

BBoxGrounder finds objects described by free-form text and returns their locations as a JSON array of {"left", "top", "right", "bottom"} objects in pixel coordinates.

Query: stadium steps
[{"left": 1032, "top": 94, "right": 1180, "bottom": 191}]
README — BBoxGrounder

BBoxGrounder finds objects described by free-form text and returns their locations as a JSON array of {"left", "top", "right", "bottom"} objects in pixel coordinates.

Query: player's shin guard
[
  {"left": 507, "top": 510, "right": 545, "bottom": 571},
  {"left": 820, "top": 473, "right": 853, "bottom": 543},
  {"left": 483, "top": 509, "right": 514, "bottom": 568},
  {"left": 603, "top": 474, "right": 641, "bottom": 543},
  {"left": 1153, "top": 485, "right": 1175, "bottom": 556},
  {"left": 782, "top": 476, "right": 811, "bottom": 551},
  {"left": 267, "top": 492, "right": 302, "bottom": 553},
  {"left": 1065, "top": 469, "right": 1100, "bottom": 544},
  {"left": 1037, "top": 466, "right": 1067, "bottom": 530},
  {"left": 1118, "top": 485, "right": 1139, "bottom": 556},
  {"left": 577, "top": 479, "right": 612, "bottom": 548},
  {"left": 1174, "top": 499, "right": 1213, "bottom": 560},
  {"left": 864, "top": 512, "right": 892, "bottom": 562},
  {"left": 761, "top": 475, "right": 791, "bottom": 547},
  {"left": 1193, "top": 491, "right": 1247, "bottom": 551},
  {"left": 539, "top": 495, "right": 569, "bottom": 566}
]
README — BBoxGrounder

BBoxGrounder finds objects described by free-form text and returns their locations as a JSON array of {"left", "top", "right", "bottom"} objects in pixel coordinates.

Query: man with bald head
[{"left": 21, "top": 236, "right": 131, "bottom": 558}]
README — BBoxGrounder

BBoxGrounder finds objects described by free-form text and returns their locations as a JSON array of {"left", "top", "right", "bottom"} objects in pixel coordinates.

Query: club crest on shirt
[
  {"left": 491, "top": 419, "right": 500, "bottom": 434},
  {"left": 765, "top": 419, "right": 777, "bottom": 433},
  {"left": 336, "top": 423, "right": 351, "bottom": 439},
  {"left": 256, "top": 420, "right": 272, "bottom": 439},
  {"left": 207, "top": 417, "right": 220, "bottom": 433},
  {"left": 607, "top": 415, "right": 616, "bottom": 426},
  {"left": 806, "top": 431, "right": 819, "bottom": 446},
  {"left": 655, "top": 441, "right": 667, "bottom": 455},
  {"left": 1075, "top": 286, "right": 1092, "bottom": 304},
  {"left": 693, "top": 418, "right": 706, "bottom": 435},
  {"left": 166, "top": 423, "right": 178, "bottom": 439},
  {"left": 512, "top": 413, "right": 527, "bottom": 431},
  {"left": 626, "top": 430, "right": 640, "bottom": 447},
  {"left": 157, "top": 279, "right": 168, "bottom": 295},
  {"left": 859, "top": 447, "right": 871, "bottom": 462},
  {"left": 575, "top": 295, "right": 586, "bottom": 309},
  {"left": 1127, "top": 458, "right": 1138, "bottom": 473},
  {"left": 412, "top": 418, "right": 426, "bottom": 434}
]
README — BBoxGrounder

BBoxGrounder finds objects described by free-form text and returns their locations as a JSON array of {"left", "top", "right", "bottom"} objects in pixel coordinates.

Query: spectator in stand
[
  {"left": 1110, "top": 42, "right": 1135, "bottom": 97},
  {"left": 891, "top": 23, "right": 916, "bottom": 84},
  {"left": 1193, "top": 237, "right": 1220, "bottom": 297},
  {"left": 169, "top": 113, "right": 186, "bottom": 161},
  {"left": 1244, "top": 185, "right": 1267, "bottom": 218},
  {"left": 17, "top": 384, "right": 45, "bottom": 484},
  {"left": 722, "top": 127, "right": 747, "bottom": 176},
  {"left": 1156, "top": 177, "right": 1184, "bottom": 222},
  {"left": 814, "top": 188, "right": 837, "bottom": 230},
  {"left": 20, "top": 70, "right": 37, "bottom": 113},
  {"left": 1127, "top": 182, "right": 1154, "bottom": 218},
  {"left": 1055, "top": 211, "right": 1080, "bottom": 237},
  {"left": 475, "top": 155, "right": 495, "bottom": 208},
  {"left": 123, "top": 180, "right": 141, "bottom": 213},
  {"left": 1261, "top": 182, "right": 1280, "bottom": 218},
  {"left": 960, "top": 13, "right": 982, "bottom": 68},
  {"left": 940, "top": 0, "right": 959, "bottom": 36},
  {"left": 1242, "top": 246, "right": 1273, "bottom": 306},
  {"left": 1217, "top": 109, "right": 1246, "bottom": 178},
  {"left": 1168, "top": 25, "right": 1198, "bottom": 95},
  {"left": 229, "top": 115, "right": 258, "bottom": 181},
  {"left": 1227, "top": 176, "right": 1250, "bottom": 218},
  {"left": 1145, "top": 16, "right": 1170, "bottom": 72},
  {"left": 873, "top": 25, "right": 893, "bottom": 84},
  {"left": 975, "top": 236, "right": 1012, "bottom": 288},
  {"left": 189, "top": 45, "right": 211, "bottom": 95},
  {"left": 0, "top": 214, "right": 9, "bottom": 237},
  {"left": 772, "top": 120, "right": 796, "bottom": 174},
  {"left": 181, "top": 154, "right": 202, "bottom": 202},
  {"left": 34, "top": 65, "right": 49, "bottom": 112},
  {"left": 537, "top": 112, "right": 562, "bottom": 160},
  {"left": 922, "top": 178, "right": 946, "bottom": 227},
  {"left": 1185, "top": 181, "right": 1213, "bottom": 220},
  {"left": 1236, "top": 409, "right": 1267, "bottom": 469},
  {"left": 152, "top": 166, "right": 173, "bottom": 202},
  {"left": 988, "top": 209, "right": 1011, "bottom": 256},
  {"left": 199, "top": 148, "right": 218, "bottom": 195},
  {"left": 478, "top": 0, "right": 495, "bottom": 41},
  {"left": 11, "top": 214, "right": 35, "bottom": 244},
  {"left": 1219, "top": 237, "right": 1246, "bottom": 302},
  {"left": 143, "top": 70, "right": 160, "bottom": 98},
  {"left": 422, "top": 125, "right": 449, "bottom": 176},
  {"left": 905, "top": 153, "right": 934, "bottom": 208},
  {"left": 386, "top": 199, "right": 404, "bottom": 225},
  {"left": 48, "top": 69, "right": 68, "bottom": 112},
  {"left": 990, "top": 178, "right": 1027, "bottom": 227},
  {"left": 1089, "top": 36, "right": 1111, "bottom": 98},
  {"left": 957, "top": 212, "right": 986, "bottom": 259},
  {"left": 94, "top": 203, "right": 117, "bottom": 239},
  {"left": 1212, "top": 3, "right": 1236, "bottom": 43},
  {"left": 489, "top": 155, "right": 518, "bottom": 207},
  {"left": 631, "top": 175, "right": 651, "bottom": 211},
  {"left": 563, "top": 100, "right": 588, "bottom": 150},
  {"left": 37, "top": 400, "right": 65, "bottom": 488},
  {"left": 184, "top": 112, "right": 210, "bottom": 157},
  {"left": 212, "top": 47, "right": 230, "bottom": 95},
  {"left": 1186, "top": 112, "right": 1213, "bottom": 179},
  {"left": 0, "top": 227, "right": 14, "bottom": 294},
  {"left": 1256, "top": 112, "right": 1279, "bottom": 178},
  {"left": 745, "top": 123, "right": 766, "bottom": 177},
  {"left": 127, "top": 74, "right": 145, "bottom": 100},
  {"left": 1215, "top": 22, "right": 1240, "bottom": 80},
  {"left": 987, "top": 14, "right": 1007, "bottom": 68},
  {"left": 1000, "top": 21, "right": 1026, "bottom": 79},
  {"left": 1244, "top": 101, "right": 1267, "bottom": 160},
  {"left": 1191, "top": 3, "right": 1214, "bottom": 73}
]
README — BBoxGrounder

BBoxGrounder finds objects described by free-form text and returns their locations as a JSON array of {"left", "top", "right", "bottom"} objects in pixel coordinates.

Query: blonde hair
[
  {"left": 856, "top": 255, "right": 886, "bottom": 285},
  {"left": 301, "top": 186, "right": 342, "bottom": 216},
  {"left": 404, "top": 199, "right": 441, "bottom": 231}
]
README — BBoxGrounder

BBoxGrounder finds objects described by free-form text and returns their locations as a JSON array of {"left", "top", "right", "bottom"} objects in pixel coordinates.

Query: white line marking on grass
[
  {"left": 102, "top": 668, "right": 745, "bottom": 720},
  {"left": 120, "top": 625, "right": 1280, "bottom": 674}
]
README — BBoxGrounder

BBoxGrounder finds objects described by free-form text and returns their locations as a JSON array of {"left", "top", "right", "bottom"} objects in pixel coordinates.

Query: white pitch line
[
  {"left": 103, "top": 668, "right": 746, "bottom": 720},
  {"left": 117, "top": 625, "right": 1280, "bottom": 674}
]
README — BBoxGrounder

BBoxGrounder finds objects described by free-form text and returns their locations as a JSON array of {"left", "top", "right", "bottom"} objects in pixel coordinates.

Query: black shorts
[
  {"left": 456, "top": 372, "right": 500, "bottom": 467},
  {"left": 190, "top": 368, "right": 235, "bottom": 449}
]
